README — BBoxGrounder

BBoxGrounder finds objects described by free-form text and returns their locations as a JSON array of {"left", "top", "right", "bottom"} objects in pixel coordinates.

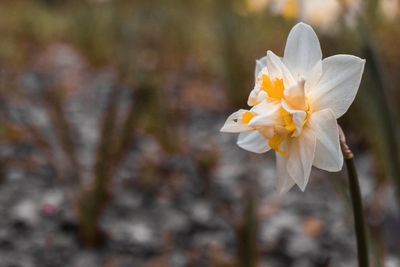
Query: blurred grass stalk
[
  {"left": 216, "top": 0, "right": 249, "bottom": 108},
  {"left": 358, "top": 0, "right": 400, "bottom": 210},
  {"left": 77, "top": 85, "right": 143, "bottom": 247},
  {"left": 77, "top": 86, "right": 120, "bottom": 246},
  {"left": 237, "top": 179, "right": 258, "bottom": 267},
  {"left": 43, "top": 88, "right": 82, "bottom": 184},
  {"left": 358, "top": 20, "right": 400, "bottom": 208},
  {"left": 77, "top": 83, "right": 179, "bottom": 247}
]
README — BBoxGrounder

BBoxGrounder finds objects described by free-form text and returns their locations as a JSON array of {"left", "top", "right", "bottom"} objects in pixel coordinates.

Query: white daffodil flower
[{"left": 221, "top": 22, "right": 365, "bottom": 193}]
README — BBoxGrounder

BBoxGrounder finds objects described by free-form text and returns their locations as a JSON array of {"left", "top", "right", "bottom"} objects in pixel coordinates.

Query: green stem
[
  {"left": 345, "top": 158, "right": 369, "bottom": 267},
  {"left": 340, "top": 127, "right": 369, "bottom": 267}
]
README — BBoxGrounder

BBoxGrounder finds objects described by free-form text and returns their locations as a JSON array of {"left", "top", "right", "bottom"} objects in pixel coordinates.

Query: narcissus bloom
[{"left": 221, "top": 22, "right": 365, "bottom": 193}]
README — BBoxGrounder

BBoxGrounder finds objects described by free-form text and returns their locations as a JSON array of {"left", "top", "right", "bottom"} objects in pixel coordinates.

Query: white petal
[
  {"left": 307, "top": 54, "right": 366, "bottom": 118},
  {"left": 258, "top": 127, "right": 275, "bottom": 139},
  {"left": 220, "top": 110, "right": 252, "bottom": 133},
  {"left": 304, "top": 60, "right": 322, "bottom": 92},
  {"left": 308, "top": 109, "right": 343, "bottom": 171},
  {"left": 247, "top": 89, "right": 269, "bottom": 107},
  {"left": 286, "top": 128, "right": 316, "bottom": 191},
  {"left": 266, "top": 51, "right": 282, "bottom": 79},
  {"left": 256, "top": 91, "right": 268, "bottom": 103},
  {"left": 247, "top": 89, "right": 258, "bottom": 106},
  {"left": 248, "top": 67, "right": 269, "bottom": 106},
  {"left": 237, "top": 131, "right": 270, "bottom": 154},
  {"left": 291, "top": 112, "right": 307, "bottom": 137},
  {"left": 283, "top": 22, "right": 322, "bottom": 80},
  {"left": 248, "top": 115, "right": 277, "bottom": 127},
  {"left": 255, "top": 56, "right": 268, "bottom": 79},
  {"left": 281, "top": 100, "right": 307, "bottom": 137},
  {"left": 276, "top": 151, "right": 296, "bottom": 194},
  {"left": 250, "top": 100, "right": 280, "bottom": 114},
  {"left": 248, "top": 100, "right": 282, "bottom": 127},
  {"left": 284, "top": 80, "right": 307, "bottom": 110},
  {"left": 266, "top": 50, "right": 297, "bottom": 88}
]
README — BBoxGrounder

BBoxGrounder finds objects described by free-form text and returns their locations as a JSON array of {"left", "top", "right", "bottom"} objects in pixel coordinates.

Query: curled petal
[
  {"left": 251, "top": 100, "right": 281, "bottom": 114},
  {"left": 220, "top": 110, "right": 252, "bottom": 133},
  {"left": 247, "top": 89, "right": 258, "bottom": 106},
  {"left": 237, "top": 131, "right": 270, "bottom": 154},
  {"left": 266, "top": 50, "right": 297, "bottom": 89},
  {"left": 247, "top": 89, "right": 269, "bottom": 107},
  {"left": 255, "top": 56, "right": 268, "bottom": 80},
  {"left": 286, "top": 128, "right": 316, "bottom": 191},
  {"left": 281, "top": 100, "right": 307, "bottom": 137},
  {"left": 266, "top": 50, "right": 282, "bottom": 79},
  {"left": 307, "top": 54, "right": 366, "bottom": 118},
  {"left": 248, "top": 101, "right": 282, "bottom": 128},
  {"left": 283, "top": 22, "right": 322, "bottom": 80},
  {"left": 309, "top": 109, "right": 343, "bottom": 171},
  {"left": 248, "top": 114, "right": 278, "bottom": 127}
]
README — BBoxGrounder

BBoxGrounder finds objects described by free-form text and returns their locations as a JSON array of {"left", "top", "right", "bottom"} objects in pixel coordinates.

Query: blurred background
[{"left": 0, "top": 0, "right": 399, "bottom": 266}]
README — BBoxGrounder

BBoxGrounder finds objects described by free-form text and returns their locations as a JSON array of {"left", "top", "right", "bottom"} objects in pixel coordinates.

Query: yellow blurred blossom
[{"left": 380, "top": 0, "right": 400, "bottom": 20}]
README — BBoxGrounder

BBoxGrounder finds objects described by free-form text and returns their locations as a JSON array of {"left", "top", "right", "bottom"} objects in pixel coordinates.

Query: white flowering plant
[{"left": 221, "top": 22, "right": 365, "bottom": 193}]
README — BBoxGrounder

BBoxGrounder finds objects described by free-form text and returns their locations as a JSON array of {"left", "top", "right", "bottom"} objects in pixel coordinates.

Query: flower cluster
[{"left": 221, "top": 22, "right": 365, "bottom": 193}]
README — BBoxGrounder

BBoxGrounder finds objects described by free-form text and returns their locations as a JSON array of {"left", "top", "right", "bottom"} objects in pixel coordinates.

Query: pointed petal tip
[
  {"left": 299, "top": 183, "right": 307, "bottom": 192},
  {"left": 220, "top": 123, "right": 229, "bottom": 132},
  {"left": 361, "top": 58, "right": 366, "bottom": 66},
  {"left": 284, "top": 21, "right": 321, "bottom": 80},
  {"left": 295, "top": 21, "right": 307, "bottom": 26},
  {"left": 266, "top": 50, "right": 282, "bottom": 60},
  {"left": 355, "top": 56, "right": 366, "bottom": 64},
  {"left": 337, "top": 54, "right": 366, "bottom": 64},
  {"left": 293, "top": 21, "right": 314, "bottom": 31},
  {"left": 359, "top": 58, "right": 366, "bottom": 71}
]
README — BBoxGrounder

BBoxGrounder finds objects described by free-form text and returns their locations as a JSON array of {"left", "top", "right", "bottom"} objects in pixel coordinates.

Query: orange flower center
[
  {"left": 262, "top": 74, "right": 284, "bottom": 100},
  {"left": 241, "top": 111, "right": 255, "bottom": 124}
]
